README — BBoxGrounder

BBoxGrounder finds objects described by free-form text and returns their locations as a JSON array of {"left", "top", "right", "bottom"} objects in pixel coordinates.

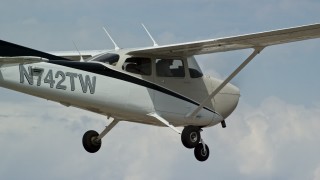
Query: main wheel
[
  {"left": 181, "top": 126, "right": 201, "bottom": 149},
  {"left": 194, "top": 143, "right": 210, "bottom": 162},
  {"left": 82, "top": 130, "right": 101, "bottom": 153}
]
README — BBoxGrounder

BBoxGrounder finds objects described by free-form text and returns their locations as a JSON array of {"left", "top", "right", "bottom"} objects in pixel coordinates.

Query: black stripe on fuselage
[{"left": 48, "top": 60, "right": 218, "bottom": 115}]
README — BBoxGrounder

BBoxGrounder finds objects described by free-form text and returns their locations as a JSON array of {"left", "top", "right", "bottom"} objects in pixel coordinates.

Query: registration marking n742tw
[{"left": 19, "top": 64, "right": 97, "bottom": 94}]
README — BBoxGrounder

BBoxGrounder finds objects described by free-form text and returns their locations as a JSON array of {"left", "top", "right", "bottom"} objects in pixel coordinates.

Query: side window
[
  {"left": 156, "top": 59, "right": 185, "bottom": 77},
  {"left": 123, "top": 57, "right": 151, "bottom": 75}
]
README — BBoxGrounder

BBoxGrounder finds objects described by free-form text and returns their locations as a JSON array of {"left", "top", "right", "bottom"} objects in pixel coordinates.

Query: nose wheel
[
  {"left": 194, "top": 141, "right": 209, "bottom": 161},
  {"left": 181, "top": 126, "right": 210, "bottom": 161}
]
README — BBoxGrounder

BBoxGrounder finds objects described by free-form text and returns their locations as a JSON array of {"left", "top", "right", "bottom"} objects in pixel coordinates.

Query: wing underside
[
  {"left": 49, "top": 50, "right": 107, "bottom": 61},
  {"left": 127, "top": 23, "right": 320, "bottom": 57},
  {"left": 0, "top": 56, "right": 48, "bottom": 65}
]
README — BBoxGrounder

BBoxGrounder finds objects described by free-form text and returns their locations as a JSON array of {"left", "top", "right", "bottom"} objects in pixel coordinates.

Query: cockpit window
[
  {"left": 187, "top": 57, "right": 203, "bottom": 78},
  {"left": 123, "top": 57, "right": 151, "bottom": 75},
  {"left": 91, "top": 53, "right": 119, "bottom": 66},
  {"left": 156, "top": 59, "right": 185, "bottom": 77}
]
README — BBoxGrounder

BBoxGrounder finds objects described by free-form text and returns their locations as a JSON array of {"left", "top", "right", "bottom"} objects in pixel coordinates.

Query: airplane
[{"left": 0, "top": 23, "right": 319, "bottom": 162}]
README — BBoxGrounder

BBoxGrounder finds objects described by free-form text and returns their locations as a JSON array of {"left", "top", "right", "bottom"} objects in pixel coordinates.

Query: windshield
[
  {"left": 90, "top": 53, "right": 119, "bottom": 66},
  {"left": 187, "top": 56, "right": 203, "bottom": 78}
]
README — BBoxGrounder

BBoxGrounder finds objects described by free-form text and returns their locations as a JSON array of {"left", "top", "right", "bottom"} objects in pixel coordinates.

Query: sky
[{"left": 0, "top": 0, "right": 320, "bottom": 179}]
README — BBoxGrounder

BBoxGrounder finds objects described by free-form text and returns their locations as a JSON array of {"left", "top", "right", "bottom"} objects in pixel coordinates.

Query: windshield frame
[
  {"left": 89, "top": 53, "right": 120, "bottom": 66},
  {"left": 187, "top": 56, "right": 203, "bottom": 78}
]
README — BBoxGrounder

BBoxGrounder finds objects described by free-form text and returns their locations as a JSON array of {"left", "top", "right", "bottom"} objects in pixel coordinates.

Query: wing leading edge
[{"left": 127, "top": 23, "right": 320, "bottom": 57}]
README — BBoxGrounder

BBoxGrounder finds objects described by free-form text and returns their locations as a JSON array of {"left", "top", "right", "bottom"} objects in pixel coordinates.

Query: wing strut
[
  {"left": 148, "top": 112, "right": 181, "bottom": 134},
  {"left": 186, "top": 46, "right": 265, "bottom": 119},
  {"left": 96, "top": 119, "right": 119, "bottom": 141}
]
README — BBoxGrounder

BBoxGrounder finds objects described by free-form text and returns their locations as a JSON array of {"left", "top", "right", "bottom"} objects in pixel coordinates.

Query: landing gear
[
  {"left": 194, "top": 142, "right": 210, "bottom": 162},
  {"left": 82, "top": 130, "right": 101, "bottom": 153},
  {"left": 82, "top": 119, "right": 119, "bottom": 153},
  {"left": 181, "top": 126, "right": 210, "bottom": 162},
  {"left": 83, "top": 118, "right": 210, "bottom": 161},
  {"left": 181, "top": 126, "right": 201, "bottom": 148}
]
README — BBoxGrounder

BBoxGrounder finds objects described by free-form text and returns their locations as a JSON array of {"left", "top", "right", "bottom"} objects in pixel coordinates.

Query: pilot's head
[{"left": 161, "top": 59, "right": 173, "bottom": 65}]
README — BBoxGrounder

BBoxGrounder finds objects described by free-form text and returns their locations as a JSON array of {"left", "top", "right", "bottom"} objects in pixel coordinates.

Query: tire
[
  {"left": 82, "top": 130, "right": 101, "bottom": 153},
  {"left": 194, "top": 143, "right": 210, "bottom": 162},
  {"left": 181, "top": 126, "right": 201, "bottom": 149}
]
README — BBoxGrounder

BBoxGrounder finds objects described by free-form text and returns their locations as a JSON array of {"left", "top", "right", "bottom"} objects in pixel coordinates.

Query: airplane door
[
  {"left": 153, "top": 58, "right": 216, "bottom": 126},
  {"left": 122, "top": 57, "right": 154, "bottom": 113},
  {"left": 153, "top": 59, "right": 191, "bottom": 115},
  {"left": 153, "top": 58, "right": 214, "bottom": 114}
]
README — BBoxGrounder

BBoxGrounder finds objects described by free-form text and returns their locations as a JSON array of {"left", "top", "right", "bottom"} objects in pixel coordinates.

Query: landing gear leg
[{"left": 82, "top": 119, "right": 119, "bottom": 153}]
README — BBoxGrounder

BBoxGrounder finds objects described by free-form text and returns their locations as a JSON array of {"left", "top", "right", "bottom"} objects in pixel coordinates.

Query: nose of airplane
[
  {"left": 214, "top": 82, "right": 240, "bottom": 119},
  {"left": 227, "top": 83, "right": 240, "bottom": 96}
]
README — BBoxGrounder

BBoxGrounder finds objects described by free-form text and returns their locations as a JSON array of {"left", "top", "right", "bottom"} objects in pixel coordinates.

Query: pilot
[
  {"left": 156, "top": 59, "right": 173, "bottom": 77},
  {"left": 136, "top": 59, "right": 151, "bottom": 75}
]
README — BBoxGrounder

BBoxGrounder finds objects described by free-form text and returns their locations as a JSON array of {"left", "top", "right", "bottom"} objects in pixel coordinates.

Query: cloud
[
  {"left": 1, "top": 91, "right": 320, "bottom": 180},
  {"left": 211, "top": 96, "right": 320, "bottom": 179},
  {"left": 0, "top": 97, "right": 183, "bottom": 179},
  {"left": 236, "top": 116, "right": 274, "bottom": 175},
  {"left": 314, "top": 165, "right": 320, "bottom": 180}
]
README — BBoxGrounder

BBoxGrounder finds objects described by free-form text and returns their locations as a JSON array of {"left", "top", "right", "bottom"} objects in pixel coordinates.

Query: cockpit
[
  {"left": 89, "top": 52, "right": 203, "bottom": 79},
  {"left": 88, "top": 52, "right": 223, "bottom": 117}
]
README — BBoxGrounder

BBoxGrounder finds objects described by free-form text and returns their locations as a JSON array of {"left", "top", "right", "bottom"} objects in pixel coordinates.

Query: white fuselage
[{"left": 0, "top": 57, "right": 240, "bottom": 128}]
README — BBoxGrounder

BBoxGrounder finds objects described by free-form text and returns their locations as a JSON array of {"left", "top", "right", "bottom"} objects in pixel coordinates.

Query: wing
[
  {"left": 127, "top": 23, "right": 320, "bottom": 57},
  {"left": 0, "top": 56, "right": 48, "bottom": 65},
  {"left": 0, "top": 39, "right": 107, "bottom": 61},
  {"left": 49, "top": 50, "right": 107, "bottom": 61}
]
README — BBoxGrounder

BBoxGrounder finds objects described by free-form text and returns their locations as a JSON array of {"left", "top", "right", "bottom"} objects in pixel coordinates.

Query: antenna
[
  {"left": 102, "top": 27, "right": 120, "bottom": 50},
  {"left": 72, "top": 40, "right": 84, "bottom": 62},
  {"left": 141, "top": 23, "right": 158, "bottom": 46}
]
